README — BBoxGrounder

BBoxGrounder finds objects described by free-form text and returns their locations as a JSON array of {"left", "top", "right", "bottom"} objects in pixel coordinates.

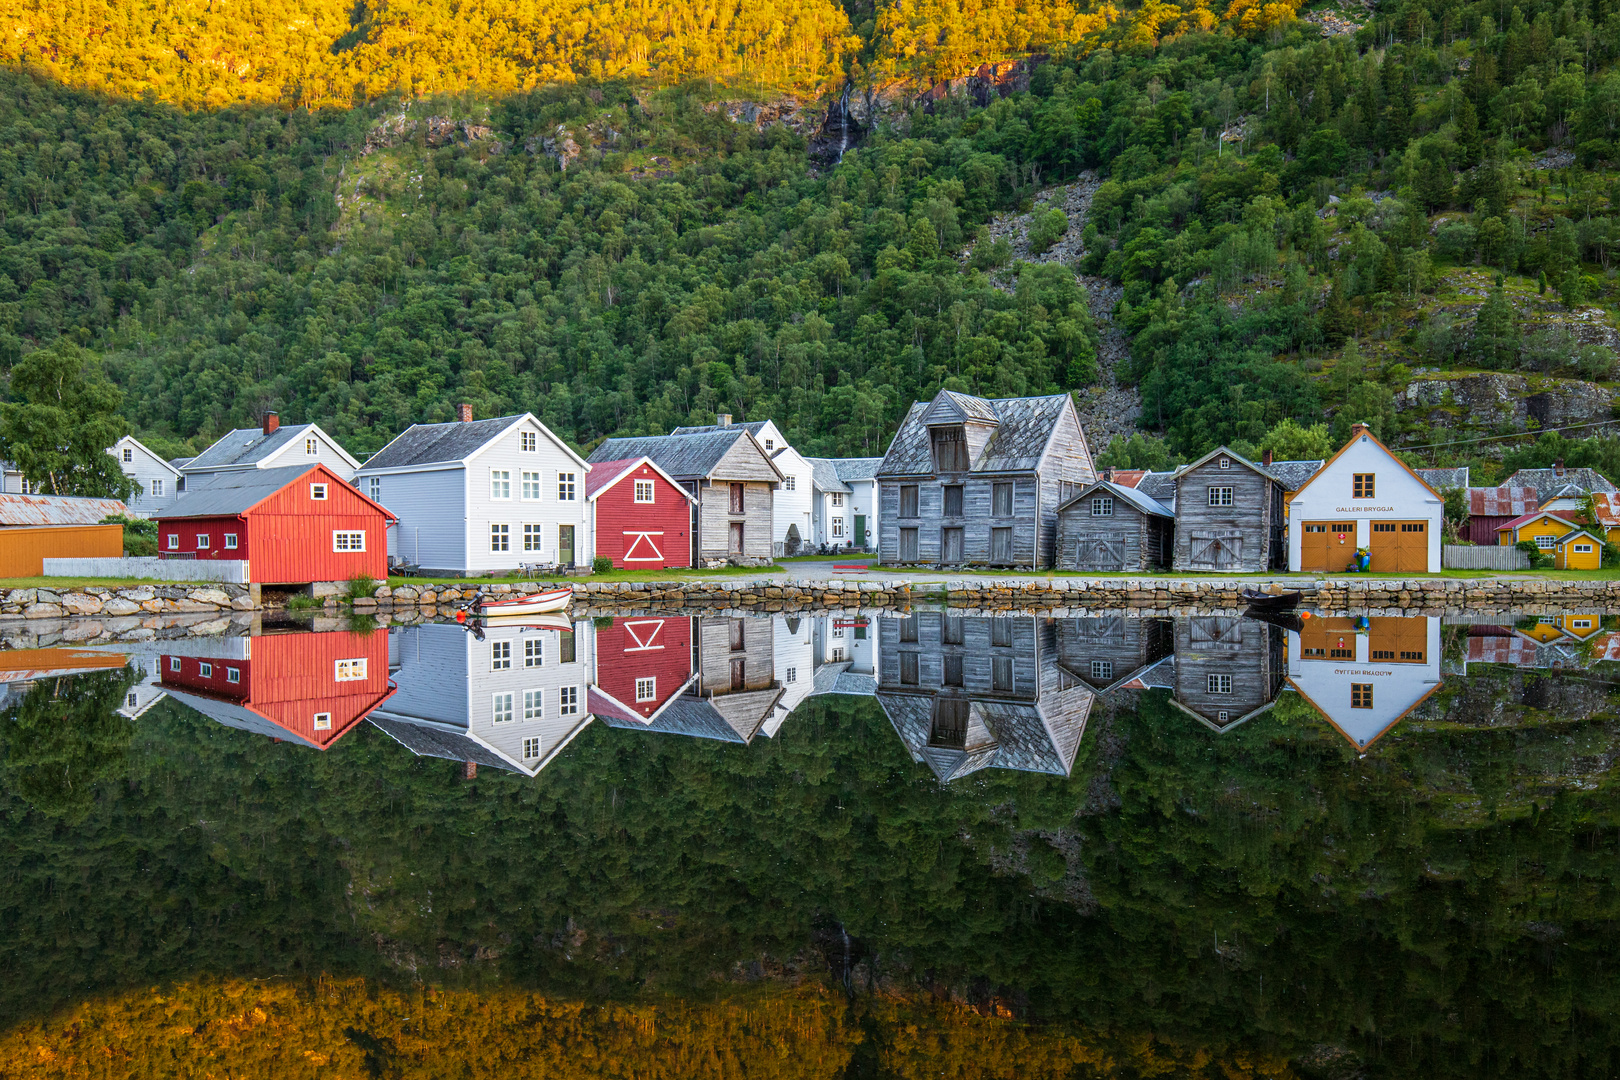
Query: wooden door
[
  {"left": 1301, "top": 521, "right": 1357, "bottom": 571},
  {"left": 558, "top": 525, "right": 575, "bottom": 567},
  {"left": 854, "top": 515, "right": 866, "bottom": 546},
  {"left": 1367, "top": 618, "right": 1427, "bottom": 663},
  {"left": 941, "top": 527, "right": 964, "bottom": 564},
  {"left": 1369, "top": 521, "right": 1426, "bottom": 571},
  {"left": 1187, "top": 532, "right": 1242, "bottom": 570},
  {"left": 728, "top": 521, "right": 744, "bottom": 555},
  {"left": 1074, "top": 534, "right": 1125, "bottom": 571},
  {"left": 990, "top": 527, "right": 1013, "bottom": 564}
]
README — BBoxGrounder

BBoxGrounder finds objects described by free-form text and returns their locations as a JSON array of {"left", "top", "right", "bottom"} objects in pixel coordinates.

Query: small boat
[
  {"left": 1242, "top": 587, "right": 1303, "bottom": 611},
  {"left": 476, "top": 586, "right": 572, "bottom": 617},
  {"left": 478, "top": 612, "right": 575, "bottom": 634}
]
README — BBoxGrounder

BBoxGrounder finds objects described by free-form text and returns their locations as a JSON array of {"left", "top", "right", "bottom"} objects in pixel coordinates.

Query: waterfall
[{"left": 836, "top": 82, "right": 852, "bottom": 163}]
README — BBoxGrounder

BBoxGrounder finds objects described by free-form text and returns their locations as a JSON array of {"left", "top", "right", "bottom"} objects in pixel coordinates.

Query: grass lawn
[
  {"left": 388, "top": 565, "right": 787, "bottom": 587},
  {"left": 0, "top": 576, "right": 176, "bottom": 589}
]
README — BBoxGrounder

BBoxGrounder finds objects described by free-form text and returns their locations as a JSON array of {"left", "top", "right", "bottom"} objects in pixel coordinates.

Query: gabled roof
[
  {"left": 587, "top": 430, "right": 783, "bottom": 482},
  {"left": 1503, "top": 467, "right": 1619, "bottom": 501},
  {"left": 113, "top": 436, "right": 182, "bottom": 478},
  {"left": 170, "top": 456, "right": 195, "bottom": 470},
  {"left": 158, "top": 463, "right": 394, "bottom": 520},
  {"left": 1135, "top": 471, "right": 1176, "bottom": 501},
  {"left": 185, "top": 423, "right": 360, "bottom": 473},
  {"left": 832, "top": 458, "right": 884, "bottom": 482},
  {"left": 1102, "top": 469, "right": 1148, "bottom": 488},
  {"left": 1265, "top": 459, "right": 1326, "bottom": 491},
  {"left": 367, "top": 715, "right": 523, "bottom": 773},
  {"left": 877, "top": 392, "right": 1080, "bottom": 476},
  {"left": 359, "top": 414, "right": 588, "bottom": 472},
  {"left": 876, "top": 690, "right": 1091, "bottom": 782},
  {"left": 1469, "top": 486, "right": 1538, "bottom": 516},
  {"left": 1288, "top": 426, "right": 1439, "bottom": 502},
  {"left": 596, "top": 692, "right": 760, "bottom": 743},
  {"left": 921, "top": 390, "right": 1002, "bottom": 425},
  {"left": 584, "top": 457, "right": 696, "bottom": 503},
  {"left": 1057, "top": 479, "right": 1172, "bottom": 518},
  {"left": 1173, "top": 445, "right": 1277, "bottom": 484},
  {"left": 0, "top": 492, "right": 126, "bottom": 526},
  {"left": 1495, "top": 509, "right": 1578, "bottom": 534},
  {"left": 805, "top": 458, "right": 850, "bottom": 494},
  {"left": 1552, "top": 528, "right": 1605, "bottom": 548},
  {"left": 670, "top": 420, "right": 772, "bottom": 437},
  {"left": 1416, "top": 466, "right": 1470, "bottom": 490}
]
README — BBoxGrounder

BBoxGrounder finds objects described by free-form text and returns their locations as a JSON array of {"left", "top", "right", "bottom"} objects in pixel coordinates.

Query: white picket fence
[
  {"left": 1442, "top": 545, "right": 1529, "bottom": 570},
  {"left": 43, "top": 557, "right": 251, "bottom": 583}
]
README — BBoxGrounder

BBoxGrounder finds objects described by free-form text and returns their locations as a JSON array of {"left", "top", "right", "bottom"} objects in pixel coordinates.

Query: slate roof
[
  {"left": 876, "top": 690, "right": 1090, "bottom": 783},
  {"left": 1416, "top": 466, "right": 1470, "bottom": 490},
  {"left": 671, "top": 420, "right": 770, "bottom": 437},
  {"left": 1264, "top": 459, "right": 1325, "bottom": 491},
  {"left": 587, "top": 430, "right": 779, "bottom": 481},
  {"left": 1503, "top": 468, "right": 1619, "bottom": 501},
  {"left": 1469, "top": 486, "right": 1538, "bottom": 516},
  {"left": 924, "top": 390, "right": 1001, "bottom": 424},
  {"left": 877, "top": 393, "right": 1076, "bottom": 476},
  {"left": 158, "top": 464, "right": 323, "bottom": 518},
  {"left": 367, "top": 716, "right": 522, "bottom": 773},
  {"left": 596, "top": 693, "right": 748, "bottom": 743},
  {"left": 0, "top": 492, "right": 126, "bottom": 526},
  {"left": 1057, "top": 479, "right": 1172, "bottom": 518},
  {"left": 833, "top": 458, "right": 882, "bottom": 481},
  {"left": 170, "top": 457, "right": 195, "bottom": 470},
  {"left": 360, "top": 415, "right": 525, "bottom": 470},
  {"left": 805, "top": 458, "right": 850, "bottom": 493},
  {"left": 186, "top": 423, "right": 341, "bottom": 472},
  {"left": 1134, "top": 471, "right": 1177, "bottom": 501}
]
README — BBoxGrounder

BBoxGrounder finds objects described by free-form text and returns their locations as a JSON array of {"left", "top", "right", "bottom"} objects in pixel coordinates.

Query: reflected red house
[
  {"left": 160, "top": 629, "right": 394, "bottom": 748},
  {"left": 587, "top": 616, "right": 697, "bottom": 725}
]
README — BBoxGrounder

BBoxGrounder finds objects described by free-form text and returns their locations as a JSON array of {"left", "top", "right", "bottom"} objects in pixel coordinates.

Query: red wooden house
[
  {"left": 160, "top": 629, "right": 394, "bottom": 749},
  {"left": 157, "top": 463, "right": 393, "bottom": 584},
  {"left": 587, "top": 615, "right": 698, "bottom": 725},
  {"left": 586, "top": 456, "right": 696, "bottom": 569}
]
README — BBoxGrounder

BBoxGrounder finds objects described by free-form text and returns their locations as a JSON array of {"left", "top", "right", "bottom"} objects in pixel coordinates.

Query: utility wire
[{"left": 1401, "top": 417, "right": 1620, "bottom": 453}]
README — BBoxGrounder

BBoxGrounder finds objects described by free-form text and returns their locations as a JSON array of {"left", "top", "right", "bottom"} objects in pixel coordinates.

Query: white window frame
[
  {"left": 1576, "top": 544, "right": 1594, "bottom": 553},
  {"left": 491, "top": 524, "right": 509, "bottom": 552},
  {"left": 169, "top": 656, "right": 181, "bottom": 671},
  {"left": 785, "top": 666, "right": 797, "bottom": 683},
  {"left": 305, "top": 437, "right": 319, "bottom": 456},
  {"left": 227, "top": 667, "right": 241, "bottom": 684},
  {"left": 199, "top": 662, "right": 213, "bottom": 678},
  {"left": 1207, "top": 674, "right": 1232, "bottom": 694},
  {"left": 635, "top": 677, "right": 656, "bottom": 702},
  {"left": 1535, "top": 535, "right": 1556, "bottom": 550},
  {"left": 150, "top": 478, "right": 164, "bottom": 497},
  {"left": 524, "top": 639, "right": 542, "bottom": 667},
  {"left": 491, "top": 641, "right": 511, "bottom": 670},
  {"left": 520, "top": 431, "right": 537, "bottom": 452},
  {"left": 634, "top": 479, "right": 655, "bottom": 503},
  {"left": 167, "top": 534, "right": 179, "bottom": 549},
  {"left": 333, "top": 531, "right": 366, "bottom": 552},
  {"left": 195, "top": 534, "right": 210, "bottom": 549},
  {"left": 831, "top": 492, "right": 844, "bottom": 507},
  {"left": 832, "top": 517, "right": 844, "bottom": 538},
  {"left": 224, "top": 533, "right": 238, "bottom": 550},
  {"left": 783, "top": 475, "right": 796, "bottom": 491},
  {"left": 522, "top": 736, "right": 542, "bottom": 760},
  {"left": 524, "top": 689, "right": 544, "bottom": 720},
  {"left": 493, "top": 692, "right": 514, "bottom": 724},
  {"left": 368, "top": 477, "right": 381, "bottom": 500},
  {"left": 521, "top": 470, "right": 542, "bottom": 500},
  {"left": 123, "top": 447, "right": 133, "bottom": 462},
  {"left": 1092, "top": 497, "right": 1113, "bottom": 516},
  {"left": 523, "top": 524, "right": 543, "bottom": 552},
  {"left": 313, "top": 712, "right": 332, "bottom": 731},
  {"left": 335, "top": 658, "right": 368, "bottom": 681},
  {"left": 1090, "top": 660, "right": 1113, "bottom": 681},
  {"left": 490, "top": 469, "right": 512, "bottom": 500},
  {"left": 1208, "top": 486, "right": 1234, "bottom": 507},
  {"left": 310, "top": 483, "right": 328, "bottom": 500},
  {"left": 558, "top": 472, "right": 577, "bottom": 501},
  {"left": 559, "top": 685, "right": 580, "bottom": 716}
]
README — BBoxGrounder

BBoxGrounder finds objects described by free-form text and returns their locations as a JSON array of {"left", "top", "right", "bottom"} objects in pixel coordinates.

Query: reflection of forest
[{"left": 2, "top": 635, "right": 1618, "bottom": 1078}]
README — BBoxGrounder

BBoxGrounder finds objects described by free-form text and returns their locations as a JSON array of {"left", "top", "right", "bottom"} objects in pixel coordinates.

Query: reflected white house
[{"left": 1288, "top": 616, "right": 1443, "bottom": 750}]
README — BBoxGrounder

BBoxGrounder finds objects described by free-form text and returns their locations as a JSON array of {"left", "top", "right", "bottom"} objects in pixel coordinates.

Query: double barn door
[{"left": 1073, "top": 534, "right": 1126, "bottom": 571}]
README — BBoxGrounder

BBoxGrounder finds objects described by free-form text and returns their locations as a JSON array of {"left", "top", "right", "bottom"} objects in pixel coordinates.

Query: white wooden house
[
  {"left": 673, "top": 417, "right": 812, "bottom": 554},
  {"left": 1287, "top": 424, "right": 1443, "bottom": 573},
  {"left": 108, "top": 436, "right": 182, "bottom": 518},
  {"left": 181, "top": 413, "right": 361, "bottom": 489},
  {"left": 806, "top": 458, "right": 882, "bottom": 550},
  {"left": 355, "top": 409, "right": 593, "bottom": 574},
  {"left": 1287, "top": 615, "right": 1442, "bottom": 751}
]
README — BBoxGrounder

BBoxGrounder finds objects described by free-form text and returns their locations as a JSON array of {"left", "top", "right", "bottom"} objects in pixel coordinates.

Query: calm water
[{"left": 1, "top": 610, "right": 1617, "bottom": 1078}]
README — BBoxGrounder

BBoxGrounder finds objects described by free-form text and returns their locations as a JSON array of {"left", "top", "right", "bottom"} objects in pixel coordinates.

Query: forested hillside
[{"left": 7, "top": 0, "right": 1620, "bottom": 469}]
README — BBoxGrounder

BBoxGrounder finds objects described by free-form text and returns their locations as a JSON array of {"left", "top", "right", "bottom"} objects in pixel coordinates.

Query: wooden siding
[
  {"left": 593, "top": 464, "right": 692, "bottom": 569},
  {"left": 1171, "top": 457, "right": 1278, "bottom": 573},
  {"left": 878, "top": 613, "right": 1042, "bottom": 698},
  {"left": 0, "top": 524, "right": 122, "bottom": 577},
  {"left": 1056, "top": 497, "right": 1170, "bottom": 571},
  {"left": 697, "top": 481, "right": 773, "bottom": 559},
  {"left": 591, "top": 616, "right": 695, "bottom": 719},
  {"left": 464, "top": 422, "right": 591, "bottom": 572},
  {"left": 879, "top": 478, "right": 1039, "bottom": 566},
  {"left": 1034, "top": 403, "right": 1098, "bottom": 567},
  {"left": 375, "top": 468, "right": 465, "bottom": 571},
  {"left": 697, "top": 617, "right": 776, "bottom": 693},
  {"left": 1172, "top": 617, "right": 1285, "bottom": 728},
  {"left": 709, "top": 436, "right": 784, "bottom": 482},
  {"left": 1056, "top": 617, "right": 1173, "bottom": 688}
]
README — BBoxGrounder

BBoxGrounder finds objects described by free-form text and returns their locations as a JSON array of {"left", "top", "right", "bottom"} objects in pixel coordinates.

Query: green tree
[
  {"left": 1333, "top": 380, "right": 1400, "bottom": 442},
  {"left": 0, "top": 668, "right": 137, "bottom": 823},
  {"left": 1259, "top": 417, "right": 1335, "bottom": 461},
  {"left": 0, "top": 343, "right": 137, "bottom": 499},
  {"left": 1471, "top": 287, "right": 1518, "bottom": 368}
]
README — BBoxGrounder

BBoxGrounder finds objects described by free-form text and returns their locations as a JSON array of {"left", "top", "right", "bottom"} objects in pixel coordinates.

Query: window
[
  {"left": 899, "top": 528, "right": 919, "bottom": 562},
  {"left": 559, "top": 686, "right": 580, "bottom": 716},
  {"left": 335, "top": 658, "right": 368, "bottom": 681},
  {"left": 1401, "top": 522, "right": 1424, "bottom": 533},
  {"left": 1207, "top": 487, "right": 1234, "bottom": 506},
  {"left": 634, "top": 479, "right": 655, "bottom": 503},
  {"left": 491, "top": 524, "right": 509, "bottom": 552},
  {"left": 491, "top": 641, "right": 511, "bottom": 670},
  {"left": 368, "top": 477, "right": 381, "bottom": 500},
  {"left": 524, "top": 689, "right": 543, "bottom": 720},
  {"left": 196, "top": 534, "right": 210, "bottom": 549},
  {"left": 901, "top": 617, "right": 919, "bottom": 642},
  {"left": 523, "top": 737, "right": 542, "bottom": 760},
  {"left": 1372, "top": 650, "right": 1394, "bottom": 660},
  {"left": 305, "top": 437, "right": 318, "bottom": 455},
  {"left": 1207, "top": 674, "right": 1232, "bottom": 694},
  {"left": 636, "top": 677, "right": 657, "bottom": 702},
  {"left": 900, "top": 652, "right": 919, "bottom": 684},
  {"left": 1353, "top": 473, "right": 1376, "bottom": 499},
  {"left": 1091, "top": 497, "right": 1114, "bottom": 516},
  {"left": 169, "top": 657, "right": 181, "bottom": 672},
  {"left": 832, "top": 517, "right": 845, "bottom": 538},
  {"left": 511, "top": 471, "right": 537, "bottom": 500},
  {"left": 127, "top": 692, "right": 138, "bottom": 707},
  {"left": 785, "top": 667, "right": 797, "bottom": 684},
  {"left": 729, "top": 483, "right": 745, "bottom": 514},
  {"left": 1575, "top": 619, "right": 1594, "bottom": 629},
  {"left": 1576, "top": 543, "right": 1594, "bottom": 553},
  {"left": 1217, "top": 710, "right": 1229, "bottom": 724},
  {"left": 310, "top": 483, "right": 328, "bottom": 500},
  {"left": 1218, "top": 457, "right": 1230, "bottom": 469},
  {"left": 899, "top": 485, "right": 919, "bottom": 517},
  {"left": 1373, "top": 523, "right": 1395, "bottom": 533},
  {"left": 123, "top": 447, "right": 133, "bottom": 462},
  {"left": 523, "top": 524, "right": 543, "bottom": 552},
  {"left": 764, "top": 439, "right": 774, "bottom": 450},
  {"left": 993, "top": 482, "right": 1013, "bottom": 516},
  {"left": 168, "top": 534, "right": 179, "bottom": 549},
  {"left": 1535, "top": 535, "right": 1556, "bottom": 549},
  {"left": 991, "top": 620, "right": 1012, "bottom": 647},
  {"left": 824, "top": 491, "right": 842, "bottom": 509},
  {"left": 224, "top": 534, "right": 238, "bottom": 550},
  {"left": 525, "top": 639, "right": 542, "bottom": 667},
  {"left": 943, "top": 485, "right": 964, "bottom": 517},
  {"left": 783, "top": 475, "right": 795, "bottom": 490},
  {"left": 493, "top": 692, "right": 514, "bottom": 723},
  {"left": 520, "top": 431, "right": 537, "bottom": 452},
  {"left": 226, "top": 667, "right": 240, "bottom": 684},
  {"left": 558, "top": 473, "right": 577, "bottom": 501},
  {"left": 334, "top": 531, "right": 366, "bottom": 552},
  {"left": 199, "top": 662, "right": 213, "bottom": 678},
  {"left": 931, "top": 426, "right": 969, "bottom": 471},
  {"left": 1399, "top": 650, "right": 1425, "bottom": 661},
  {"left": 491, "top": 470, "right": 512, "bottom": 499},
  {"left": 943, "top": 654, "right": 964, "bottom": 685},
  {"left": 150, "top": 479, "right": 164, "bottom": 497},
  {"left": 942, "top": 616, "right": 964, "bottom": 645},
  {"left": 992, "top": 655, "right": 1013, "bottom": 691},
  {"left": 1091, "top": 660, "right": 1114, "bottom": 681},
  {"left": 313, "top": 712, "right": 332, "bottom": 731},
  {"left": 833, "top": 624, "right": 845, "bottom": 638},
  {"left": 1351, "top": 683, "right": 1373, "bottom": 709},
  {"left": 730, "top": 619, "right": 746, "bottom": 652},
  {"left": 17, "top": 478, "right": 29, "bottom": 494}
]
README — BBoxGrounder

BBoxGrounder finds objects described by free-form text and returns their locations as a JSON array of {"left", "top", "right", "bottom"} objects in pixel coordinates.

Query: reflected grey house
[
  {"left": 1169, "top": 616, "right": 1286, "bottom": 732},
  {"left": 598, "top": 616, "right": 783, "bottom": 745},
  {"left": 875, "top": 390, "right": 1096, "bottom": 568},
  {"left": 875, "top": 614, "right": 1094, "bottom": 782},
  {"left": 1055, "top": 617, "right": 1174, "bottom": 692}
]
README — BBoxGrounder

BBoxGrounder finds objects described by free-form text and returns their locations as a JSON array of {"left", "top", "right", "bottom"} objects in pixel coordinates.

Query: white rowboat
[{"left": 477, "top": 587, "right": 572, "bottom": 616}]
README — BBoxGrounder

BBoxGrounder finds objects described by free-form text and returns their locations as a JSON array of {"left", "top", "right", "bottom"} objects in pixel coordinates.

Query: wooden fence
[{"left": 1443, "top": 545, "right": 1530, "bottom": 570}]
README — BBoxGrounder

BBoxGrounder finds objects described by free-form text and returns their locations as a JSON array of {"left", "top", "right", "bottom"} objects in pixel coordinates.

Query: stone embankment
[{"left": 0, "top": 584, "right": 256, "bottom": 620}]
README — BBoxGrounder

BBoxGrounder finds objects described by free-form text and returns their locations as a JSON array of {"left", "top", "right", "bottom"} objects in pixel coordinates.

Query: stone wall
[{"left": 0, "top": 584, "right": 256, "bottom": 619}]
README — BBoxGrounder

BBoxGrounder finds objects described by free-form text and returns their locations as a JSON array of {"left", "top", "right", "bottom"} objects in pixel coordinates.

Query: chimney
[
  {"left": 463, "top": 761, "right": 478, "bottom": 780},
  {"left": 262, "top": 411, "right": 279, "bottom": 436},
  {"left": 458, "top": 403, "right": 474, "bottom": 423},
  {"left": 1351, "top": 422, "right": 1370, "bottom": 438},
  {"left": 716, "top": 413, "right": 732, "bottom": 427},
  {"left": 1555, "top": 459, "right": 1566, "bottom": 476},
  {"left": 1102, "top": 467, "right": 1113, "bottom": 482},
  {"left": 1262, "top": 449, "right": 1273, "bottom": 466}
]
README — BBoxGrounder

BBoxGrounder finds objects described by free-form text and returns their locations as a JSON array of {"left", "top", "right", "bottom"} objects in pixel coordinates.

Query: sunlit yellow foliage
[
  {"left": 871, "top": 0, "right": 1120, "bottom": 80},
  {"left": 0, "top": 978, "right": 1296, "bottom": 1079},
  {"left": 1222, "top": 0, "right": 1302, "bottom": 35},
  {"left": 1122, "top": 0, "right": 1218, "bottom": 48}
]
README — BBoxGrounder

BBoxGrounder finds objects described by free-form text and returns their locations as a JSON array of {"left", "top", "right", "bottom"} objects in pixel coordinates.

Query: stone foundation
[{"left": 0, "top": 584, "right": 257, "bottom": 620}]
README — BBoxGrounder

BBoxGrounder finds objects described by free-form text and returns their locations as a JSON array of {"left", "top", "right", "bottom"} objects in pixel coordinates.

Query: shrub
[
  {"left": 345, "top": 574, "right": 379, "bottom": 602},
  {"left": 592, "top": 556, "right": 614, "bottom": 574},
  {"left": 102, "top": 514, "right": 156, "bottom": 557},
  {"left": 1514, "top": 540, "right": 1554, "bottom": 569},
  {"left": 1027, "top": 209, "right": 1069, "bottom": 254}
]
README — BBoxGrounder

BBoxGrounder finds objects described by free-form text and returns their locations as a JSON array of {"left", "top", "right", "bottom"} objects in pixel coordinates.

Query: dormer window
[{"left": 931, "top": 426, "right": 969, "bottom": 472}]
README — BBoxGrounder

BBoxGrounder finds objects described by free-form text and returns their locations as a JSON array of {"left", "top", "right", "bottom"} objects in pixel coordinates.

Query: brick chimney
[
  {"left": 262, "top": 411, "right": 279, "bottom": 436},
  {"left": 464, "top": 761, "right": 478, "bottom": 780},
  {"left": 1351, "top": 423, "right": 1370, "bottom": 438},
  {"left": 716, "top": 413, "right": 732, "bottom": 427},
  {"left": 1555, "top": 459, "right": 1566, "bottom": 476},
  {"left": 458, "top": 403, "right": 474, "bottom": 423},
  {"left": 1262, "top": 449, "right": 1273, "bottom": 466}
]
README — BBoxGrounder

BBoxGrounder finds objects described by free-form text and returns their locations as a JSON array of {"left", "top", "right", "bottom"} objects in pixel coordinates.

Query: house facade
[
  {"left": 1287, "top": 424, "right": 1444, "bottom": 573},
  {"left": 108, "top": 436, "right": 182, "bottom": 518},
  {"left": 1169, "top": 616, "right": 1286, "bottom": 732},
  {"left": 0, "top": 493, "right": 127, "bottom": 576},
  {"left": 874, "top": 391, "right": 1095, "bottom": 569},
  {"left": 1495, "top": 509, "right": 1579, "bottom": 549},
  {"left": 1170, "top": 447, "right": 1286, "bottom": 572},
  {"left": 181, "top": 413, "right": 360, "bottom": 487},
  {"left": 157, "top": 463, "right": 393, "bottom": 584},
  {"left": 806, "top": 457, "right": 882, "bottom": 551},
  {"left": 1055, "top": 479, "right": 1174, "bottom": 571},
  {"left": 672, "top": 418, "right": 812, "bottom": 555},
  {"left": 585, "top": 457, "right": 695, "bottom": 569},
  {"left": 355, "top": 410, "right": 593, "bottom": 575},
  {"left": 1055, "top": 616, "right": 1174, "bottom": 692},
  {"left": 588, "top": 430, "right": 781, "bottom": 564},
  {"left": 1464, "top": 486, "right": 1538, "bottom": 544},
  {"left": 587, "top": 615, "right": 699, "bottom": 727},
  {"left": 1288, "top": 616, "right": 1442, "bottom": 750}
]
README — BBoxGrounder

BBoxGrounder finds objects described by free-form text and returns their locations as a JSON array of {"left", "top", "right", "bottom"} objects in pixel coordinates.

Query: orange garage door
[
  {"left": 1301, "top": 521, "right": 1358, "bottom": 571},
  {"left": 1368, "top": 521, "right": 1428, "bottom": 572}
]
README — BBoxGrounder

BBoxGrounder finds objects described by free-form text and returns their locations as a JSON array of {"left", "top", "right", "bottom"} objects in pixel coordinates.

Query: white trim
[
  {"left": 622, "top": 531, "right": 666, "bottom": 562},
  {"left": 462, "top": 414, "right": 593, "bottom": 472},
  {"left": 256, "top": 423, "right": 363, "bottom": 472},
  {"left": 585, "top": 455, "right": 697, "bottom": 504},
  {"left": 111, "top": 436, "right": 183, "bottom": 479}
]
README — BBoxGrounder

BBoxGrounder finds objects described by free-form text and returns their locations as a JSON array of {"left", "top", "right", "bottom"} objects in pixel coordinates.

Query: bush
[
  {"left": 102, "top": 514, "right": 156, "bottom": 557},
  {"left": 1027, "top": 209, "right": 1069, "bottom": 255},
  {"left": 345, "top": 574, "right": 379, "bottom": 602},
  {"left": 1603, "top": 542, "right": 1620, "bottom": 568},
  {"left": 1514, "top": 540, "right": 1554, "bottom": 569},
  {"left": 591, "top": 556, "right": 614, "bottom": 574}
]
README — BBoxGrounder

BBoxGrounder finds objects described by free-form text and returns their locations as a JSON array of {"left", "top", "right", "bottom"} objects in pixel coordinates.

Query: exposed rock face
[
  {"left": 364, "top": 113, "right": 499, "bottom": 156},
  {"left": 528, "top": 125, "right": 582, "bottom": 171},
  {"left": 809, "top": 84, "right": 864, "bottom": 166},
  {"left": 1399, "top": 373, "right": 1620, "bottom": 437}
]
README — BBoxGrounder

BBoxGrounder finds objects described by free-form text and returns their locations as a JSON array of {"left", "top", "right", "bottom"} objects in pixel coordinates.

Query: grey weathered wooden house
[
  {"left": 874, "top": 613, "right": 1094, "bottom": 782},
  {"left": 874, "top": 390, "right": 1096, "bottom": 568},
  {"left": 1169, "top": 616, "right": 1286, "bottom": 732},
  {"left": 588, "top": 430, "right": 782, "bottom": 565},
  {"left": 1055, "top": 479, "right": 1175, "bottom": 572},
  {"left": 1169, "top": 446, "right": 1288, "bottom": 572}
]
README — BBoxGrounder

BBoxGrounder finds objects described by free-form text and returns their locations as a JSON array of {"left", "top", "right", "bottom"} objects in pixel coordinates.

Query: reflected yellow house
[{"left": 1516, "top": 614, "right": 1604, "bottom": 644}]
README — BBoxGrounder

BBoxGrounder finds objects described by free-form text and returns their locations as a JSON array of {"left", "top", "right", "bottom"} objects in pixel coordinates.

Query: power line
[{"left": 1400, "top": 417, "right": 1620, "bottom": 453}]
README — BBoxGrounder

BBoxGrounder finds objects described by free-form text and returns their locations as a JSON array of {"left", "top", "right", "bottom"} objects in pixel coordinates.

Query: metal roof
[
  {"left": 1058, "top": 479, "right": 1172, "bottom": 518},
  {"left": 804, "top": 458, "right": 850, "bottom": 494},
  {"left": 1469, "top": 486, "right": 1538, "bottom": 516},
  {"left": 0, "top": 492, "right": 126, "bottom": 526},
  {"left": 877, "top": 392, "right": 1077, "bottom": 476},
  {"left": 1502, "top": 468, "right": 1619, "bottom": 501},
  {"left": 359, "top": 415, "right": 525, "bottom": 471},
  {"left": 587, "top": 430, "right": 778, "bottom": 481},
  {"left": 158, "top": 464, "right": 323, "bottom": 518}
]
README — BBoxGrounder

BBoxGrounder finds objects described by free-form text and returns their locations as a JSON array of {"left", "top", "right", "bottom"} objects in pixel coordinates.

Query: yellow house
[
  {"left": 1496, "top": 510, "right": 1579, "bottom": 549},
  {"left": 1553, "top": 530, "right": 1603, "bottom": 570},
  {"left": 1518, "top": 613, "right": 1605, "bottom": 643}
]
